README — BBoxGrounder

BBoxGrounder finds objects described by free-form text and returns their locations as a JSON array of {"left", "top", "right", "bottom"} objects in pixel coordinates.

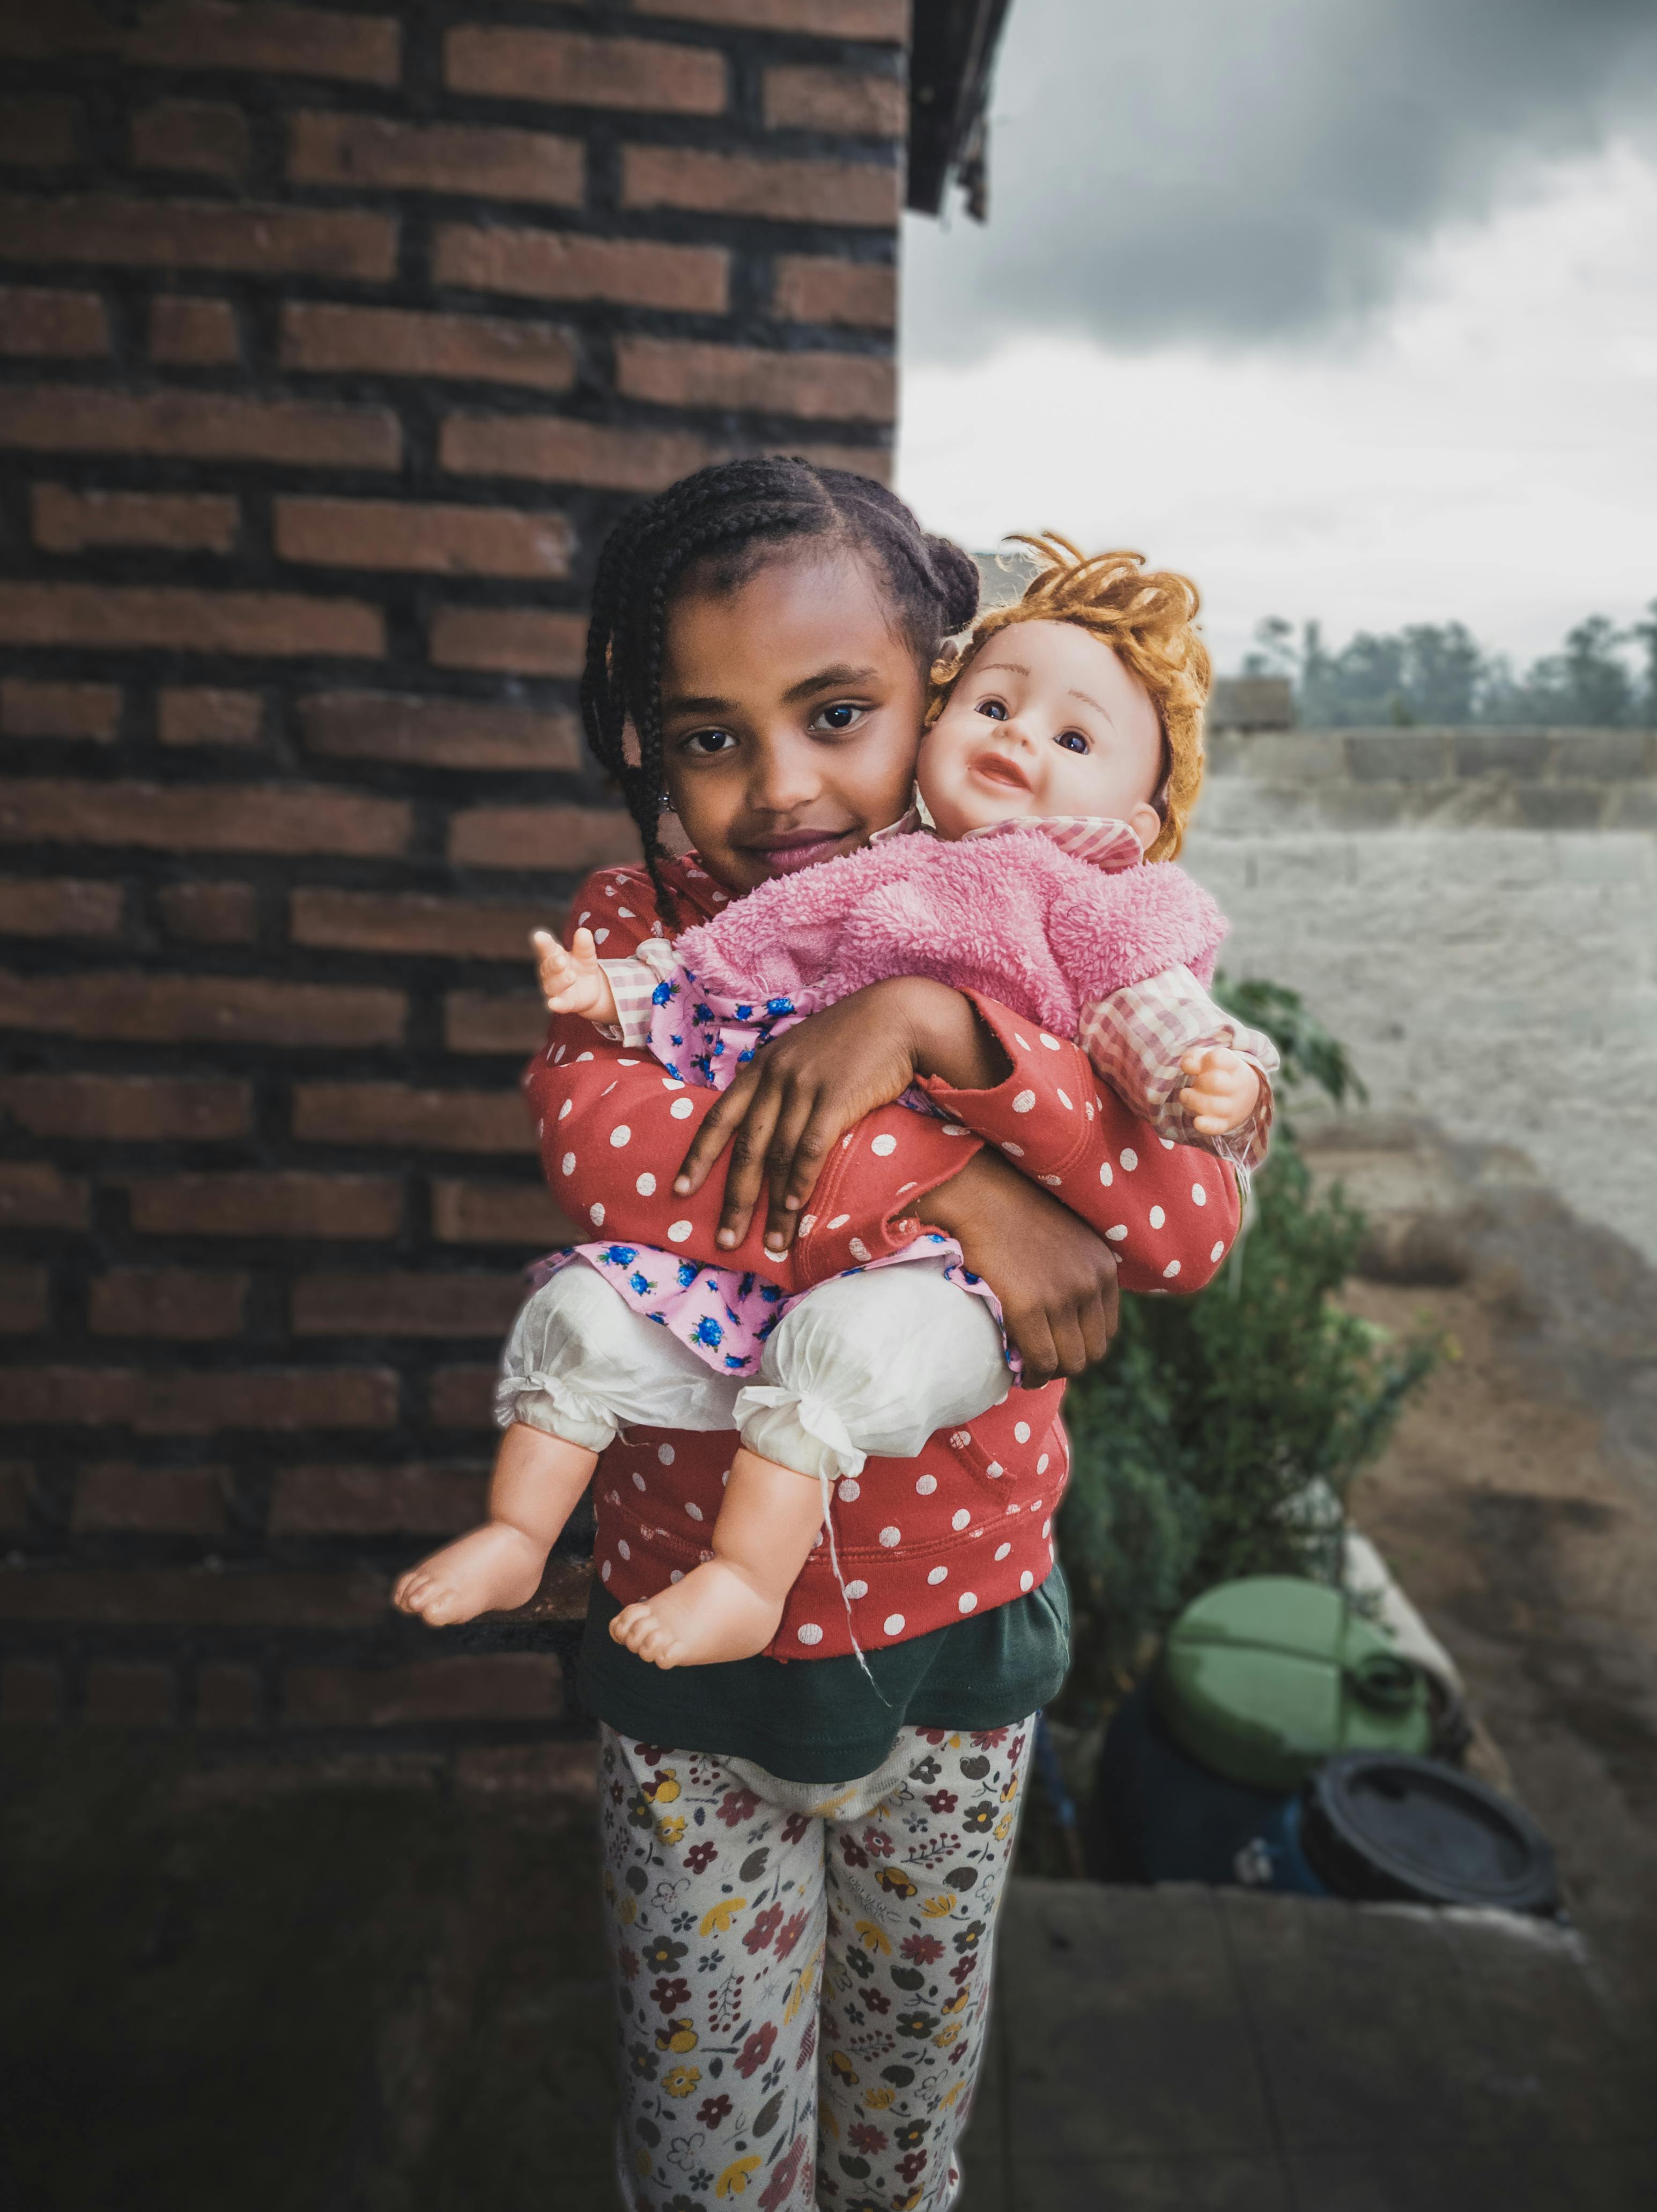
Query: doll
[{"left": 394, "top": 539, "right": 1276, "bottom": 1670}]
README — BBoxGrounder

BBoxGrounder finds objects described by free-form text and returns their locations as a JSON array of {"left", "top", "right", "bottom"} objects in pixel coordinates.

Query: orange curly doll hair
[{"left": 926, "top": 534, "right": 1211, "bottom": 862}]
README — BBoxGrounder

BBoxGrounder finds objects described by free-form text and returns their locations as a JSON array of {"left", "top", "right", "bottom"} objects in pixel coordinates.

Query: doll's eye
[
  {"left": 975, "top": 699, "right": 1008, "bottom": 720},
  {"left": 1056, "top": 730, "right": 1090, "bottom": 755}
]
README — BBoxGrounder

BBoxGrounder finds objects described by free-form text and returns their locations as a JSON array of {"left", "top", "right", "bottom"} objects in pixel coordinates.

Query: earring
[{"left": 657, "top": 790, "right": 673, "bottom": 811}]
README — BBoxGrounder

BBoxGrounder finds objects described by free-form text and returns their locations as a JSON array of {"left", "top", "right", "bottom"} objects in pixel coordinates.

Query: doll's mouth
[{"left": 969, "top": 749, "right": 1033, "bottom": 792}]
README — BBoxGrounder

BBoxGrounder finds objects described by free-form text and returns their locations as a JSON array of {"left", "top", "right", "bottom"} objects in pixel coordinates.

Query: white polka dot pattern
[{"left": 870, "top": 1133, "right": 897, "bottom": 1156}]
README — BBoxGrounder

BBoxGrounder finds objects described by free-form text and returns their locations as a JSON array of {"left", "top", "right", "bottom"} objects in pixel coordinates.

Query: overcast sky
[{"left": 896, "top": 0, "right": 1657, "bottom": 674}]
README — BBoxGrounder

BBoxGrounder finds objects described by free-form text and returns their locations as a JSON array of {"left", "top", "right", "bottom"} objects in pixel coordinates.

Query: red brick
[
  {"left": 431, "top": 1179, "right": 581, "bottom": 1247},
  {"left": 125, "top": 1172, "right": 403, "bottom": 1240},
  {"left": 445, "top": 990, "right": 549, "bottom": 1056},
  {"left": 90, "top": 1269, "right": 249, "bottom": 1340},
  {"left": 449, "top": 804, "right": 639, "bottom": 872},
  {"left": 456, "top": 1736, "right": 597, "bottom": 1794},
  {"left": 431, "top": 224, "right": 726, "bottom": 314},
  {"left": 299, "top": 694, "right": 580, "bottom": 773},
  {"left": 293, "top": 1271, "right": 522, "bottom": 1337},
  {"left": 276, "top": 497, "right": 572, "bottom": 580},
  {"left": 196, "top": 1662, "right": 260, "bottom": 1727},
  {"left": 0, "top": 585, "right": 381, "bottom": 660},
  {"left": 157, "top": 687, "right": 263, "bottom": 748},
  {"left": 634, "top": 0, "right": 906, "bottom": 30},
  {"left": 428, "top": 606, "right": 585, "bottom": 679},
  {"left": 270, "top": 1461, "right": 486, "bottom": 1536},
  {"left": 84, "top": 1662, "right": 175, "bottom": 1727},
  {"left": 1, "top": 1660, "right": 62, "bottom": 1725},
  {"left": 287, "top": 110, "right": 580, "bottom": 204},
  {"left": 774, "top": 254, "right": 896, "bottom": 327},
  {"left": 0, "top": 286, "right": 107, "bottom": 357},
  {"left": 0, "top": 1163, "right": 88, "bottom": 1230},
  {"left": 441, "top": 412, "right": 712, "bottom": 492},
  {"left": 618, "top": 336, "right": 893, "bottom": 421},
  {"left": 0, "top": 195, "right": 397, "bottom": 280},
  {"left": 446, "top": 26, "right": 724, "bottom": 114},
  {"left": 0, "top": 779, "right": 407, "bottom": 856},
  {"left": 74, "top": 1462, "right": 227, "bottom": 1532},
  {"left": 0, "top": 1073, "right": 250, "bottom": 1141},
  {"left": 0, "top": 386, "right": 399, "bottom": 468},
  {"left": 1, "top": 677, "right": 120, "bottom": 739},
  {"left": 131, "top": 98, "right": 249, "bottom": 178},
  {"left": 32, "top": 484, "right": 240, "bottom": 556},
  {"left": 157, "top": 881, "right": 257, "bottom": 943},
  {"left": 0, "top": 1264, "right": 48, "bottom": 1333},
  {"left": 150, "top": 294, "right": 240, "bottom": 365},
  {"left": 0, "top": 98, "right": 80, "bottom": 167},
  {"left": 0, "top": 970, "right": 404, "bottom": 1047},
  {"left": 622, "top": 146, "right": 899, "bottom": 227},
  {"left": 0, "top": 1567, "right": 391, "bottom": 1625},
  {"left": 0, "top": 1370, "right": 397, "bottom": 1440},
  {"left": 292, "top": 1083, "right": 535, "bottom": 1152},
  {"left": 126, "top": 5, "right": 401, "bottom": 87},
  {"left": 763, "top": 65, "right": 906, "bottom": 135},
  {"left": 428, "top": 1365, "right": 494, "bottom": 1428},
  {"left": 0, "top": 879, "right": 122, "bottom": 936},
  {"left": 282, "top": 300, "right": 575, "bottom": 390},
  {"left": 290, "top": 887, "right": 558, "bottom": 961},
  {"left": 0, "top": 1465, "right": 32, "bottom": 1532},
  {"left": 285, "top": 1654, "right": 560, "bottom": 1727}
]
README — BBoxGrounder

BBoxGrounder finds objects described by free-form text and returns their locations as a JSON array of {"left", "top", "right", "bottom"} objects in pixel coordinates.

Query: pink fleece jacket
[{"left": 670, "top": 824, "right": 1226, "bottom": 1039}]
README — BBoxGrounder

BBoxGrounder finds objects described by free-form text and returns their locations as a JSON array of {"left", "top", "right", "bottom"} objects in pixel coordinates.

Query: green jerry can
[{"left": 1151, "top": 1576, "right": 1434, "bottom": 1794}]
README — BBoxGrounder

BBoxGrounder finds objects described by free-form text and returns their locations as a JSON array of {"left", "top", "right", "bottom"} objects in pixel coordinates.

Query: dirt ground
[{"left": 1317, "top": 1119, "right": 1657, "bottom": 2030}]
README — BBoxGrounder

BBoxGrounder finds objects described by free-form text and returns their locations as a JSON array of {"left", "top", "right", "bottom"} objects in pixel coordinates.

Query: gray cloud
[{"left": 903, "top": 0, "right": 1657, "bottom": 357}]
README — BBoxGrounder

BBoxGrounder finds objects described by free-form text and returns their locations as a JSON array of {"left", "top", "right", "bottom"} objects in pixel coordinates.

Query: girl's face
[
  {"left": 919, "top": 619, "right": 1165, "bottom": 851},
  {"left": 657, "top": 548, "right": 927, "bottom": 897}
]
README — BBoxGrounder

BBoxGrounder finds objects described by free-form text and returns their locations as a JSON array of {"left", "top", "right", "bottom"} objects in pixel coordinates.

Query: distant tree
[{"left": 1242, "top": 607, "right": 1647, "bottom": 727}]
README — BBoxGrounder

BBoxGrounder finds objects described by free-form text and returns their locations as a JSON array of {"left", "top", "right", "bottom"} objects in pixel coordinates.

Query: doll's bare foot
[
  {"left": 393, "top": 1523, "right": 548, "bottom": 1627},
  {"left": 611, "top": 1562, "right": 786, "bottom": 1669}
]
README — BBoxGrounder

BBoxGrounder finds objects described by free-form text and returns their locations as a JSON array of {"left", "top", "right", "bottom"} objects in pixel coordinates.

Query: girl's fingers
[
  {"left": 762, "top": 1087, "right": 840, "bottom": 1253},
  {"left": 715, "top": 1081, "right": 786, "bottom": 1249},
  {"left": 1078, "top": 1289, "right": 1113, "bottom": 1371},
  {"left": 675, "top": 1067, "right": 763, "bottom": 1196},
  {"left": 1004, "top": 1306, "right": 1058, "bottom": 1388},
  {"left": 1046, "top": 1305, "right": 1090, "bottom": 1380}
]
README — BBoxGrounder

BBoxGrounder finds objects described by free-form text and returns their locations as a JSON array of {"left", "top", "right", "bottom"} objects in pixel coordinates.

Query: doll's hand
[
  {"left": 532, "top": 928, "right": 618, "bottom": 1026},
  {"left": 1178, "top": 1047, "right": 1260, "bottom": 1136}
]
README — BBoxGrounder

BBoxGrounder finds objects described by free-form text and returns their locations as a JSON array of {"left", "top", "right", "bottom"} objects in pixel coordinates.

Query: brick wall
[{"left": 0, "top": 0, "right": 908, "bottom": 1740}]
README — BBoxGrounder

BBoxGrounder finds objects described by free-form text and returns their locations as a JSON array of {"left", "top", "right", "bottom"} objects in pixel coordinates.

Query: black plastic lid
[{"left": 1299, "top": 1751, "right": 1559, "bottom": 1914}]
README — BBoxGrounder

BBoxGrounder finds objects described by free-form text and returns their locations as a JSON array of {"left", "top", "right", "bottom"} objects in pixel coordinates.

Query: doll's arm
[
  {"left": 1078, "top": 967, "right": 1279, "bottom": 1172},
  {"left": 532, "top": 927, "right": 620, "bottom": 1028}
]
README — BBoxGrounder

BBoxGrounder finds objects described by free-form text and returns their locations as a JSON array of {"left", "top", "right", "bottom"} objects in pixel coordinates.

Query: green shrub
[{"left": 1055, "top": 979, "right": 1436, "bottom": 1719}]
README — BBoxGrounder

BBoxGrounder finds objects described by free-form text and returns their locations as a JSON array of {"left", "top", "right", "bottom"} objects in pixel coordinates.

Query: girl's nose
[{"left": 748, "top": 729, "right": 821, "bottom": 813}]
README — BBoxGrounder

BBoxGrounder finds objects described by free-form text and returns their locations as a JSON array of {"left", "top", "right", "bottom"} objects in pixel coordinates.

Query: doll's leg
[
  {"left": 609, "top": 1444, "right": 825, "bottom": 1668},
  {"left": 395, "top": 1262, "right": 739, "bottom": 1628},
  {"left": 611, "top": 1262, "right": 1009, "bottom": 1669}
]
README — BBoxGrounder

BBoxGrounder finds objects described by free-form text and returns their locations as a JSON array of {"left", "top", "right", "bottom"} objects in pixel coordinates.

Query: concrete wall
[{"left": 1185, "top": 728, "right": 1657, "bottom": 1264}]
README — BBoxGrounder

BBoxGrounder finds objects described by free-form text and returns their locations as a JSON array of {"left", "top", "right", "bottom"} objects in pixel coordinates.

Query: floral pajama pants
[{"left": 598, "top": 1718, "right": 1034, "bottom": 2212}]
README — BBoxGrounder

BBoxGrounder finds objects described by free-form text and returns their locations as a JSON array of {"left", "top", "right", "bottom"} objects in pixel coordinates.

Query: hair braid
[{"left": 579, "top": 457, "right": 980, "bottom": 900}]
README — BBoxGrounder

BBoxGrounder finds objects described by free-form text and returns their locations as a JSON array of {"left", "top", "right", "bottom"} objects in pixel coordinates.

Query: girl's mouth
[{"left": 743, "top": 827, "right": 858, "bottom": 877}]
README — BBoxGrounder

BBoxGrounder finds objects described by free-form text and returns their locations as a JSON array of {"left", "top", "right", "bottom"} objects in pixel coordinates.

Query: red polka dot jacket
[{"left": 521, "top": 856, "right": 1242, "bottom": 1660}]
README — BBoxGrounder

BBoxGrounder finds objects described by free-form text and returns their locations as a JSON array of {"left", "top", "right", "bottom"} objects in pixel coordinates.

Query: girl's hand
[
  {"left": 1178, "top": 1047, "right": 1261, "bottom": 1136},
  {"left": 674, "top": 979, "right": 1010, "bottom": 1256},
  {"left": 919, "top": 1149, "right": 1120, "bottom": 1385},
  {"left": 532, "top": 928, "right": 618, "bottom": 1027}
]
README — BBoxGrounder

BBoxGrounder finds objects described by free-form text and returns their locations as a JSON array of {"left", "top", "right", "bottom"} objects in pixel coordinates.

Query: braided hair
[{"left": 581, "top": 456, "right": 980, "bottom": 894}]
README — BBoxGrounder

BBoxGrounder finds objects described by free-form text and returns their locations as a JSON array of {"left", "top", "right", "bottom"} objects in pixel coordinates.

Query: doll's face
[{"left": 918, "top": 619, "right": 1165, "bottom": 850}]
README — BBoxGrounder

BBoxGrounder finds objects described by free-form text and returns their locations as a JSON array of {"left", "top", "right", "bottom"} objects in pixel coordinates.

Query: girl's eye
[
  {"left": 812, "top": 701, "right": 865, "bottom": 734},
  {"left": 1056, "top": 731, "right": 1090, "bottom": 755},
  {"left": 681, "top": 728, "right": 736, "bottom": 757},
  {"left": 975, "top": 699, "right": 1008, "bottom": 721}
]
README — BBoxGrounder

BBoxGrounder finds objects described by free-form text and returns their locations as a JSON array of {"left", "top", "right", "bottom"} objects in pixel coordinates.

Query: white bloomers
[{"left": 495, "top": 1255, "right": 1010, "bottom": 1481}]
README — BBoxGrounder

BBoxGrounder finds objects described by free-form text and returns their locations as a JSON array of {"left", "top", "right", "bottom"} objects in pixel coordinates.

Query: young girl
[
  {"left": 403, "top": 540, "right": 1276, "bottom": 1675},
  {"left": 395, "top": 460, "right": 1244, "bottom": 2212}
]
